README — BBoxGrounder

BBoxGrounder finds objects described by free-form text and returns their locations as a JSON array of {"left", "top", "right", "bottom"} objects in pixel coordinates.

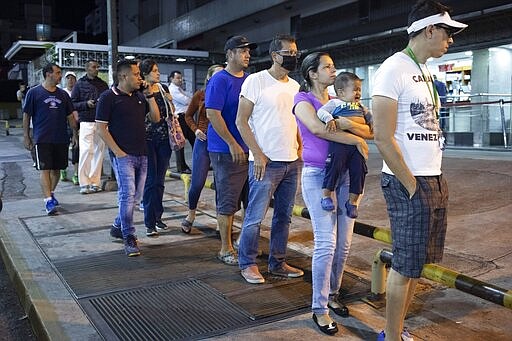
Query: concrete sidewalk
[{"left": 0, "top": 126, "right": 511, "bottom": 340}]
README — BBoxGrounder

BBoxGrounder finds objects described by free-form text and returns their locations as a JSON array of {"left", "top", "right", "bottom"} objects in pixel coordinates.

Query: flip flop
[{"left": 180, "top": 218, "right": 192, "bottom": 234}]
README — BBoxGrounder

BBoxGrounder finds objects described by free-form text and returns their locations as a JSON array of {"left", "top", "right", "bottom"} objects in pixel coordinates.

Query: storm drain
[{"left": 82, "top": 279, "right": 253, "bottom": 341}]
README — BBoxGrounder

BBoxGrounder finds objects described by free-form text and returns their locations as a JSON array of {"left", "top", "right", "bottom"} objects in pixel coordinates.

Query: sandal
[
  {"left": 180, "top": 218, "right": 192, "bottom": 234},
  {"left": 312, "top": 314, "right": 338, "bottom": 336},
  {"left": 217, "top": 250, "right": 238, "bottom": 266}
]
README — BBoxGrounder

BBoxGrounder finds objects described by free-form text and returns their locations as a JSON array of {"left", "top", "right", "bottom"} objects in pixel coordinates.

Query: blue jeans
[
  {"left": 111, "top": 154, "right": 148, "bottom": 238},
  {"left": 188, "top": 138, "right": 210, "bottom": 210},
  {"left": 143, "top": 139, "right": 172, "bottom": 228},
  {"left": 238, "top": 159, "right": 300, "bottom": 270},
  {"left": 301, "top": 165, "right": 355, "bottom": 316}
]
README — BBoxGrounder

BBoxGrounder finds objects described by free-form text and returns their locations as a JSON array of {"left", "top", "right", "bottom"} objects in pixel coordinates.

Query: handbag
[{"left": 157, "top": 83, "right": 186, "bottom": 151}]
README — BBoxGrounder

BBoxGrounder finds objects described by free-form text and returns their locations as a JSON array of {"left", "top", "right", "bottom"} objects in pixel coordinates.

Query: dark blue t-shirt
[
  {"left": 23, "top": 85, "right": 74, "bottom": 144},
  {"left": 205, "top": 69, "right": 248, "bottom": 153},
  {"left": 95, "top": 87, "right": 149, "bottom": 156}
]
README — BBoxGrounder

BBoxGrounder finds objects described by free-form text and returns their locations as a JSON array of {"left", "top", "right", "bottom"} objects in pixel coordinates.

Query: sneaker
[
  {"left": 146, "top": 227, "right": 159, "bottom": 237},
  {"left": 45, "top": 199, "right": 57, "bottom": 215},
  {"left": 51, "top": 193, "right": 60, "bottom": 206},
  {"left": 345, "top": 201, "right": 358, "bottom": 218},
  {"left": 376, "top": 329, "right": 414, "bottom": 341},
  {"left": 401, "top": 328, "right": 414, "bottom": 341},
  {"left": 124, "top": 235, "right": 140, "bottom": 257},
  {"left": 155, "top": 220, "right": 168, "bottom": 230},
  {"left": 321, "top": 197, "right": 335, "bottom": 211},
  {"left": 269, "top": 263, "right": 304, "bottom": 278},
  {"left": 110, "top": 224, "right": 123, "bottom": 240},
  {"left": 72, "top": 174, "right": 79, "bottom": 185},
  {"left": 90, "top": 185, "right": 102, "bottom": 193},
  {"left": 241, "top": 265, "right": 265, "bottom": 284},
  {"left": 80, "top": 185, "right": 91, "bottom": 194},
  {"left": 60, "top": 170, "right": 68, "bottom": 181},
  {"left": 138, "top": 202, "right": 144, "bottom": 211}
]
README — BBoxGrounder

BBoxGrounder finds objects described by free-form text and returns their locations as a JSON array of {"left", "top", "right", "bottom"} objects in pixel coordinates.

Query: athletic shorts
[
  {"left": 381, "top": 172, "right": 449, "bottom": 278},
  {"left": 35, "top": 143, "right": 69, "bottom": 171},
  {"left": 209, "top": 152, "right": 248, "bottom": 215}
]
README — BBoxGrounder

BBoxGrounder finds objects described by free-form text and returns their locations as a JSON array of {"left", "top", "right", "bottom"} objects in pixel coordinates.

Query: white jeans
[{"left": 78, "top": 122, "right": 105, "bottom": 187}]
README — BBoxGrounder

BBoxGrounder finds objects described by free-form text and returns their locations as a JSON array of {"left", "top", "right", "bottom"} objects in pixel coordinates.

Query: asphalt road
[
  {"left": 0, "top": 127, "right": 36, "bottom": 339},
  {"left": 0, "top": 256, "right": 36, "bottom": 340}
]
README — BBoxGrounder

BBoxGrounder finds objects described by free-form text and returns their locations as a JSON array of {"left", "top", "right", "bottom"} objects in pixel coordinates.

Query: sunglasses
[{"left": 434, "top": 24, "right": 457, "bottom": 38}]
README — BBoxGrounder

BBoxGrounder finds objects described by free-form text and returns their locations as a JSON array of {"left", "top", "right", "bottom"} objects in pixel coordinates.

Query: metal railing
[
  {"left": 364, "top": 93, "right": 512, "bottom": 149},
  {"left": 443, "top": 94, "right": 511, "bottom": 149}
]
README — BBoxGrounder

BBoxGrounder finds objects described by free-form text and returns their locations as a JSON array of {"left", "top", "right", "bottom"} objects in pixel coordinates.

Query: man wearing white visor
[{"left": 372, "top": 1, "right": 467, "bottom": 340}]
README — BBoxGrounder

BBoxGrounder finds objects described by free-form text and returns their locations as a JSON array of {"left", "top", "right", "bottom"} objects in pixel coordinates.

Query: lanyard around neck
[{"left": 404, "top": 46, "right": 439, "bottom": 118}]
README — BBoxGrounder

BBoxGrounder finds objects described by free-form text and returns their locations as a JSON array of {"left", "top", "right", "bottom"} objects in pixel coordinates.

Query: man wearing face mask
[{"left": 235, "top": 34, "right": 303, "bottom": 284}]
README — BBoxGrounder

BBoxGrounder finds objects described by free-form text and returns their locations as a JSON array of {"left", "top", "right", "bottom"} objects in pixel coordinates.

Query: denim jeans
[
  {"left": 111, "top": 154, "right": 148, "bottom": 238},
  {"left": 188, "top": 138, "right": 210, "bottom": 210},
  {"left": 143, "top": 139, "right": 172, "bottom": 228},
  {"left": 301, "top": 165, "right": 355, "bottom": 315},
  {"left": 238, "top": 159, "right": 300, "bottom": 270}
]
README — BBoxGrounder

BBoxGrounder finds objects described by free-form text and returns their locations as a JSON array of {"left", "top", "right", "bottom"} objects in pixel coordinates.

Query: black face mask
[{"left": 280, "top": 55, "right": 298, "bottom": 71}]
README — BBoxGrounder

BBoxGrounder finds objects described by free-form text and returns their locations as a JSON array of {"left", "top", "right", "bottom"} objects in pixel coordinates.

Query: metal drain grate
[{"left": 84, "top": 279, "right": 253, "bottom": 341}]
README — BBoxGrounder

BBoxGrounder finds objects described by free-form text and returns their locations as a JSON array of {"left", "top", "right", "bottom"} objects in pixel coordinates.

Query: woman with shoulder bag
[
  {"left": 180, "top": 64, "right": 224, "bottom": 233},
  {"left": 139, "top": 59, "right": 175, "bottom": 236}
]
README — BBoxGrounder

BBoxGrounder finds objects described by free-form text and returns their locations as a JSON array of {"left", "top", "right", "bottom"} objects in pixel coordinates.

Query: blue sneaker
[
  {"left": 110, "top": 224, "right": 123, "bottom": 240},
  {"left": 376, "top": 329, "right": 414, "bottom": 341},
  {"left": 401, "top": 328, "right": 414, "bottom": 341},
  {"left": 124, "top": 235, "right": 140, "bottom": 257},
  {"left": 345, "top": 201, "right": 358, "bottom": 218},
  {"left": 321, "top": 197, "right": 335, "bottom": 211},
  {"left": 45, "top": 199, "right": 57, "bottom": 215},
  {"left": 51, "top": 193, "right": 60, "bottom": 206}
]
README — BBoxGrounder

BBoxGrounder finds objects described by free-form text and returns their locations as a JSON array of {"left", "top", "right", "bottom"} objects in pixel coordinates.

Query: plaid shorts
[{"left": 381, "top": 173, "right": 449, "bottom": 278}]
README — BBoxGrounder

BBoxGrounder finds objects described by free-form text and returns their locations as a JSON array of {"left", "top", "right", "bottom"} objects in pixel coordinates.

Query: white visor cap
[{"left": 407, "top": 12, "right": 467, "bottom": 35}]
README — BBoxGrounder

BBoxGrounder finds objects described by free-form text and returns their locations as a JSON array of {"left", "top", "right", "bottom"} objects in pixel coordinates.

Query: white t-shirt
[
  {"left": 372, "top": 52, "right": 442, "bottom": 176},
  {"left": 169, "top": 82, "right": 191, "bottom": 114},
  {"left": 240, "top": 70, "right": 300, "bottom": 162}
]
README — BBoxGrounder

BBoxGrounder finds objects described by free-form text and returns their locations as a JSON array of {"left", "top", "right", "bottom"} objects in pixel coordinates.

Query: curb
[{"left": 0, "top": 202, "right": 101, "bottom": 340}]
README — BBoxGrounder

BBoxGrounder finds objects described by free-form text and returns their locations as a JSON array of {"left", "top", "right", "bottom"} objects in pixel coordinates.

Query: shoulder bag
[{"left": 157, "top": 83, "right": 186, "bottom": 151}]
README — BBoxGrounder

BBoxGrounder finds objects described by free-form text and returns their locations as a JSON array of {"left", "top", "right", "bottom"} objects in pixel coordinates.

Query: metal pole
[
  {"left": 104, "top": 0, "right": 118, "bottom": 190},
  {"left": 107, "top": 0, "right": 118, "bottom": 86},
  {"left": 499, "top": 99, "right": 508, "bottom": 148},
  {"left": 378, "top": 249, "right": 512, "bottom": 309}
]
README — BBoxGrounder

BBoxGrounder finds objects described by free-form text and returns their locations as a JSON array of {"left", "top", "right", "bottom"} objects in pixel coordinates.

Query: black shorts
[{"left": 35, "top": 143, "right": 69, "bottom": 170}]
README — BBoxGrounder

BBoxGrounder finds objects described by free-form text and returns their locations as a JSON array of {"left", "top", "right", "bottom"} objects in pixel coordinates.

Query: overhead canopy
[{"left": 4, "top": 40, "right": 50, "bottom": 62}]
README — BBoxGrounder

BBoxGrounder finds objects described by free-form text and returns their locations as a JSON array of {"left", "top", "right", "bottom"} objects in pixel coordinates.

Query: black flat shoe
[
  {"left": 328, "top": 301, "right": 349, "bottom": 318},
  {"left": 312, "top": 314, "right": 338, "bottom": 336}
]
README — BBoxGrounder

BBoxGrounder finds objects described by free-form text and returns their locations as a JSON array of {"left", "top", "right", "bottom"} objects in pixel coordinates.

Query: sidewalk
[{"left": 0, "top": 126, "right": 511, "bottom": 340}]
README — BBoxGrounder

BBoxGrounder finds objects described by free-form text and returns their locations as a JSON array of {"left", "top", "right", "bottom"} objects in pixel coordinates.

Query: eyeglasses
[
  {"left": 434, "top": 25, "right": 456, "bottom": 39},
  {"left": 275, "top": 50, "right": 302, "bottom": 58}
]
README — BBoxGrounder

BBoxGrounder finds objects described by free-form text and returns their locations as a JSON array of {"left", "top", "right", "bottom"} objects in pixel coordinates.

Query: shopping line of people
[{"left": 21, "top": 1, "right": 466, "bottom": 336}]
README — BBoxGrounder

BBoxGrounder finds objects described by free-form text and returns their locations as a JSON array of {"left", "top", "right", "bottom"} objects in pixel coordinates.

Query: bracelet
[{"left": 145, "top": 93, "right": 155, "bottom": 99}]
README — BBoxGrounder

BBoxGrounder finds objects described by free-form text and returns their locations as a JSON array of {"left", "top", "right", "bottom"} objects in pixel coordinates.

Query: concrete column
[{"left": 470, "top": 49, "right": 490, "bottom": 146}]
